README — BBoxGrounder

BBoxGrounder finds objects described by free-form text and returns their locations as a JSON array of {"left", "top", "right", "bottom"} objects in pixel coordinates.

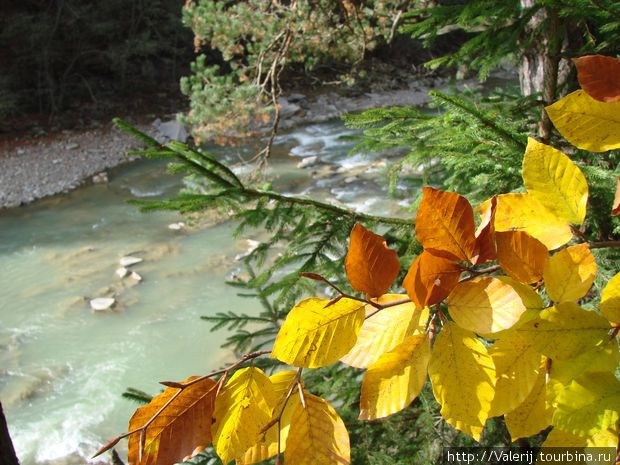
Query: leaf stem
[{"left": 589, "top": 241, "right": 620, "bottom": 249}]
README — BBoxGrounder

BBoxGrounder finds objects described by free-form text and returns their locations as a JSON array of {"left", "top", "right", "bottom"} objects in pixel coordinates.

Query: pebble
[
  {"left": 90, "top": 297, "right": 115, "bottom": 311},
  {"left": 119, "top": 256, "right": 143, "bottom": 267}
]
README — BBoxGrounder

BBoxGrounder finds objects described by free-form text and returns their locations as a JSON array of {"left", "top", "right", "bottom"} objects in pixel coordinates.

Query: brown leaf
[
  {"left": 495, "top": 231, "right": 548, "bottom": 284},
  {"left": 415, "top": 187, "right": 476, "bottom": 262},
  {"left": 345, "top": 223, "right": 400, "bottom": 298},
  {"left": 472, "top": 196, "right": 497, "bottom": 265},
  {"left": 574, "top": 55, "right": 620, "bottom": 102},
  {"left": 128, "top": 377, "right": 217, "bottom": 465},
  {"left": 403, "top": 250, "right": 462, "bottom": 308},
  {"left": 613, "top": 178, "right": 620, "bottom": 216}
]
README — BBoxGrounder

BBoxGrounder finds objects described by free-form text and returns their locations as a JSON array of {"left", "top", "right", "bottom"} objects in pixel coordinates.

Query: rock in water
[
  {"left": 115, "top": 267, "right": 129, "bottom": 278},
  {"left": 168, "top": 222, "right": 186, "bottom": 231},
  {"left": 119, "top": 256, "right": 143, "bottom": 267},
  {"left": 90, "top": 298, "right": 115, "bottom": 311},
  {"left": 129, "top": 271, "right": 142, "bottom": 282}
]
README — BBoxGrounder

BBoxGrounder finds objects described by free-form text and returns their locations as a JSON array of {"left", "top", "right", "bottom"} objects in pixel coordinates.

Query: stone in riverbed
[
  {"left": 168, "top": 222, "right": 186, "bottom": 231},
  {"left": 115, "top": 267, "right": 129, "bottom": 278},
  {"left": 129, "top": 271, "right": 142, "bottom": 282},
  {"left": 297, "top": 156, "right": 318, "bottom": 169},
  {"left": 90, "top": 297, "right": 115, "bottom": 311},
  {"left": 119, "top": 256, "right": 143, "bottom": 267}
]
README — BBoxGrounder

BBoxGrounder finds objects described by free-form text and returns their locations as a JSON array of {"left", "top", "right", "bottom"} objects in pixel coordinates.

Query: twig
[{"left": 589, "top": 241, "right": 620, "bottom": 249}]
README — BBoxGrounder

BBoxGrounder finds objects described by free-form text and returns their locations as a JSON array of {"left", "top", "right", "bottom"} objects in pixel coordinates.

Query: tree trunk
[
  {"left": 518, "top": 1, "right": 566, "bottom": 140},
  {"left": 0, "top": 402, "right": 19, "bottom": 465}
]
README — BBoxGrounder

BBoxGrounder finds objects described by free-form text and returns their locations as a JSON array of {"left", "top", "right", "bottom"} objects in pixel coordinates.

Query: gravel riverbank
[{"left": 0, "top": 75, "right": 484, "bottom": 210}]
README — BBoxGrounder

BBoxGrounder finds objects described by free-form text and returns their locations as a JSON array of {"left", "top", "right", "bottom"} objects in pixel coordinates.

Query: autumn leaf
[
  {"left": 448, "top": 277, "right": 528, "bottom": 335},
  {"left": 522, "top": 137, "right": 589, "bottom": 225},
  {"left": 493, "top": 193, "right": 573, "bottom": 250},
  {"left": 472, "top": 196, "right": 497, "bottom": 265},
  {"left": 516, "top": 302, "right": 610, "bottom": 360},
  {"left": 504, "top": 364, "right": 551, "bottom": 440},
  {"left": 237, "top": 371, "right": 301, "bottom": 465},
  {"left": 613, "top": 178, "right": 620, "bottom": 216},
  {"left": 495, "top": 230, "right": 547, "bottom": 284},
  {"left": 340, "top": 295, "right": 427, "bottom": 368},
  {"left": 285, "top": 392, "right": 350, "bottom": 465},
  {"left": 345, "top": 223, "right": 400, "bottom": 298},
  {"left": 551, "top": 344, "right": 620, "bottom": 386},
  {"left": 272, "top": 297, "right": 365, "bottom": 368},
  {"left": 359, "top": 334, "right": 430, "bottom": 420},
  {"left": 545, "top": 90, "right": 620, "bottom": 152},
  {"left": 540, "top": 427, "right": 618, "bottom": 465},
  {"left": 488, "top": 333, "right": 542, "bottom": 417},
  {"left": 212, "top": 367, "right": 275, "bottom": 465},
  {"left": 428, "top": 322, "right": 496, "bottom": 440},
  {"left": 402, "top": 250, "right": 462, "bottom": 309},
  {"left": 552, "top": 372, "right": 620, "bottom": 437},
  {"left": 601, "top": 271, "right": 620, "bottom": 324},
  {"left": 127, "top": 377, "right": 217, "bottom": 465},
  {"left": 415, "top": 187, "right": 476, "bottom": 262},
  {"left": 574, "top": 55, "right": 620, "bottom": 102},
  {"left": 543, "top": 244, "right": 597, "bottom": 303}
]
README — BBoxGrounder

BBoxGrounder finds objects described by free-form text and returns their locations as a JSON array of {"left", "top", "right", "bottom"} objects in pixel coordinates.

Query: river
[{"left": 0, "top": 121, "right": 418, "bottom": 464}]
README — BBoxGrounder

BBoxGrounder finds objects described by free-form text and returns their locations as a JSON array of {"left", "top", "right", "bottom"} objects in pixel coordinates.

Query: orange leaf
[
  {"left": 128, "top": 377, "right": 217, "bottom": 465},
  {"left": 574, "top": 55, "right": 620, "bottom": 102},
  {"left": 472, "top": 197, "right": 497, "bottom": 265},
  {"left": 495, "top": 231, "right": 547, "bottom": 284},
  {"left": 415, "top": 187, "right": 476, "bottom": 262},
  {"left": 403, "top": 250, "right": 462, "bottom": 308},
  {"left": 345, "top": 223, "right": 400, "bottom": 298},
  {"left": 613, "top": 178, "right": 620, "bottom": 216}
]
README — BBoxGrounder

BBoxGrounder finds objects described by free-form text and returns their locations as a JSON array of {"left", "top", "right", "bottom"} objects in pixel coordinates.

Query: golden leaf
[
  {"left": 284, "top": 392, "right": 350, "bottom": 465},
  {"left": 448, "top": 277, "right": 528, "bottom": 335},
  {"left": 543, "top": 244, "right": 597, "bottom": 303},
  {"left": 272, "top": 297, "right": 365, "bottom": 368},
  {"left": 472, "top": 196, "right": 497, "bottom": 265},
  {"left": 359, "top": 334, "right": 430, "bottom": 420},
  {"left": 212, "top": 367, "right": 275, "bottom": 465},
  {"left": 493, "top": 193, "right": 573, "bottom": 250},
  {"left": 428, "top": 322, "right": 496, "bottom": 440},
  {"left": 340, "top": 295, "right": 427, "bottom": 368},
  {"left": 415, "top": 187, "right": 476, "bottom": 262},
  {"left": 522, "top": 137, "right": 589, "bottom": 225},
  {"left": 127, "top": 377, "right": 217, "bottom": 465},
  {"left": 488, "top": 333, "right": 542, "bottom": 417},
  {"left": 345, "top": 223, "right": 400, "bottom": 298},
  {"left": 402, "top": 250, "right": 462, "bottom": 309},
  {"left": 613, "top": 178, "right": 620, "bottom": 216},
  {"left": 545, "top": 90, "right": 620, "bottom": 152},
  {"left": 601, "top": 271, "right": 620, "bottom": 324},
  {"left": 495, "top": 230, "right": 547, "bottom": 284}
]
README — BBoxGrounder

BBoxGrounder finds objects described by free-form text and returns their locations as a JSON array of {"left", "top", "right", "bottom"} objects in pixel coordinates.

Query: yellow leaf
[
  {"left": 415, "top": 186, "right": 476, "bottom": 262},
  {"left": 516, "top": 302, "right": 610, "bottom": 360},
  {"left": 488, "top": 333, "right": 542, "bottom": 417},
  {"left": 553, "top": 372, "right": 620, "bottom": 437},
  {"left": 538, "top": 426, "right": 618, "bottom": 465},
  {"left": 428, "top": 322, "right": 496, "bottom": 440},
  {"left": 284, "top": 392, "right": 350, "bottom": 465},
  {"left": 496, "top": 276, "right": 544, "bottom": 312},
  {"left": 522, "top": 137, "right": 589, "bottom": 225},
  {"left": 551, "top": 343, "right": 620, "bottom": 386},
  {"left": 495, "top": 230, "right": 548, "bottom": 284},
  {"left": 345, "top": 223, "right": 400, "bottom": 298},
  {"left": 359, "top": 334, "right": 430, "bottom": 420},
  {"left": 601, "top": 272, "right": 620, "bottom": 324},
  {"left": 448, "top": 277, "right": 528, "bottom": 335},
  {"left": 613, "top": 178, "right": 620, "bottom": 216},
  {"left": 272, "top": 297, "right": 365, "bottom": 368},
  {"left": 544, "top": 244, "right": 597, "bottom": 303},
  {"left": 545, "top": 90, "right": 620, "bottom": 152},
  {"left": 402, "top": 250, "right": 462, "bottom": 308},
  {"left": 236, "top": 371, "right": 300, "bottom": 465},
  {"left": 505, "top": 363, "right": 552, "bottom": 440},
  {"left": 212, "top": 367, "right": 275, "bottom": 465},
  {"left": 127, "top": 377, "right": 217, "bottom": 465},
  {"left": 340, "top": 295, "right": 428, "bottom": 368},
  {"left": 494, "top": 193, "right": 573, "bottom": 250}
]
